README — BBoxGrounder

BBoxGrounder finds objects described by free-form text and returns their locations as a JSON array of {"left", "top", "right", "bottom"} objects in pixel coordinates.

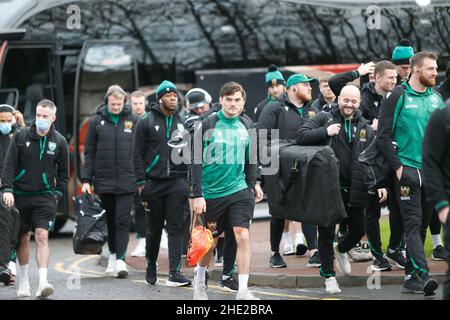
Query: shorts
[
  {"left": 205, "top": 188, "right": 255, "bottom": 237},
  {"left": 15, "top": 194, "right": 57, "bottom": 234}
]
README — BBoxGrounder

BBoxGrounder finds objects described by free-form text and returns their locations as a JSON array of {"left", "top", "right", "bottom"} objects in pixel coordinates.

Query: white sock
[
  {"left": 282, "top": 232, "right": 291, "bottom": 246},
  {"left": 222, "top": 275, "right": 231, "bottom": 281},
  {"left": 295, "top": 232, "right": 304, "bottom": 244},
  {"left": 238, "top": 274, "right": 249, "bottom": 292},
  {"left": 18, "top": 264, "right": 29, "bottom": 286},
  {"left": 432, "top": 234, "right": 443, "bottom": 249},
  {"left": 196, "top": 265, "right": 207, "bottom": 284},
  {"left": 38, "top": 268, "right": 48, "bottom": 285}
]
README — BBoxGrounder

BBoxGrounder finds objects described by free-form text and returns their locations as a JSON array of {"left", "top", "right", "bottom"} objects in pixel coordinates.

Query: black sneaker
[
  {"left": 218, "top": 276, "right": 239, "bottom": 292},
  {"left": 166, "top": 272, "right": 192, "bottom": 287},
  {"left": 0, "top": 267, "right": 12, "bottom": 286},
  {"left": 306, "top": 251, "right": 321, "bottom": 268},
  {"left": 145, "top": 263, "right": 158, "bottom": 285},
  {"left": 371, "top": 257, "right": 392, "bottom": 272},
  {"left": 269, "top": 252, "right": 287, "bottom": 268},
  {"left": 384, "top": 250, "right": 407, "bottom": 269},
  {"left": 421, "top": 272, "right": 439, "bottom": 297},
  {"left": 401, "top": 274, "right": 423, "bottom": 294},
  {"left": 432, "top": 245, "right": 446, "bottom": 261}
]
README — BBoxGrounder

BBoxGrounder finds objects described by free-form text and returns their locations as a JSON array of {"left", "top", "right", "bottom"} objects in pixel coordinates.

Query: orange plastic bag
[{"left": 187, "top": 215, "right": 214, "bottom": 267}]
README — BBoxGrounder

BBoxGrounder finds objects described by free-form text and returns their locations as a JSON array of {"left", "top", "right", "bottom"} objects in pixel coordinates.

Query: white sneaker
[
  {"left": 160, "top": 230, "right": 168, "bottom": 250},
  {"left": 8, "top": 261, "right": 17, "bottom": 276},
  {"left": 105, "top": 254, "right": 117, "bottom": 275},
  {"left": 294, "top": 234, "right": 308, "bottom": 256},
  {"left": 116, "top": 260, "right": 128, "bottom": 278},
  {"left": 17, "top": 282, "right": 31, "bottom": 298},
  {"left": 325, "top": 277, "right": 341, "bottom": 294},
  {"left": 131, "top": 238, "right": 146, "bottom": 257},
  {"left": 349, "top": 242, "right": 372, "bottom": 262},
  {"left": 334, "top": 244, "right": 351, "bottom": 275},
  {"left": 193, "top": 276, "right": 208, "bottom": 300},
  {"left": 35, "top": 282, "right": 54, "bottom": 298},
  {"left": 283, "top": 244, "right": 294, "bottom": 256},
  {"left": 236, "top": 290, "right": 260, "bottom": 300}
]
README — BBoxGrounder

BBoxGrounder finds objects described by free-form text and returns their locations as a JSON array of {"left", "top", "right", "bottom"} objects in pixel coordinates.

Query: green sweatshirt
[
  {"left": 393, "top": 82, "right": 445, "bottom": 169},
  {"left": 202, "top": 110, "right": 250, "bottom": 199}
]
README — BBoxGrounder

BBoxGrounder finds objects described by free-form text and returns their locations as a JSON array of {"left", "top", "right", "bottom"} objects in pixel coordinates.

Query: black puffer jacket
[
  {"left": 311, "top": 94, "right": 333, "bottom": 112},
  {"left": 134, "top": 104, "right": 188, "bottom": 184},
  {"left": 296, "top": 105, "right": 375, "bottom": 208},
  {"left": 360, "top": 82, "right": 383, "bottom": 124},
  {"left": 256, "top": 93, "right": 319, "bottom": 140},
  {"left": 82, "top": 104, "right": 139, "bottom": 194}
]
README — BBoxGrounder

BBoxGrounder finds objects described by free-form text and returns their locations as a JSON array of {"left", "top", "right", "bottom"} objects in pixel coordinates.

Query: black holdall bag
[
  {"left": 72, "top": 193, "right": 108, "bottom": 255},
  {"left": 263, "top": 140, "right": 347, "bottom": 228}
]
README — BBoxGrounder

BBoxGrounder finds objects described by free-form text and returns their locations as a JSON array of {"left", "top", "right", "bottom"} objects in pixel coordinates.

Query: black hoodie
[
  {"left": 256, "top": 93, "right": 319, "bottom": 141},
  {"left": 134, "top": 103, "right": 188, "bottom": 185},
  {"left": 82, "top": 104, "right": 139, "bottom": 194},
  {"left": 1, "top": 123, "right": 69, "bottom": 198},
  {"left": 296, "top": 105, "right": 375, "bottom": 207}
]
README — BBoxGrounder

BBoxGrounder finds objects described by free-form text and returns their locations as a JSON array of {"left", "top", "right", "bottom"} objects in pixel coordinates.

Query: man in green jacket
[{"left": 377, "top": 51, "right": 445, "bottom": 296}]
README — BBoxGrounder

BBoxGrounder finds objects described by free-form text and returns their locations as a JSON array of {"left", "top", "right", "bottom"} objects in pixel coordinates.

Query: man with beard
[
  {"left": 377, "top": 51, "right": 445, "bottom": 296},
  {"left": 391, "top": 39, "right": 414, "bottom": 85},
  {"left": 297, "top": 85, "right": 380, "bottom": 294},
  {"left": 257, "top": 74, "right": 320, "bottom": 269},
  {"left": 328, "top": 61, "right": 406, "bottom": 268},
  {"left": 253, "top": 65, "right": 286, "bottom": 124}
]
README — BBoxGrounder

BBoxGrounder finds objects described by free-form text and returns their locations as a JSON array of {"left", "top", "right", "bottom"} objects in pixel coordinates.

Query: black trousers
[
  {"left": 319, "top": 192, "right": 365, "bottom": 277},
  {"left": 443, "top": 209, "right": 450, "bottom": 300},
  {"left": 99, "top": 193, "right": 134, "bottom": 261},
  {"left": 395, "top": 166, "right": 434, "bottom": 276},
  {"left": 141, "top": 178, "right": 189, "bottom": 273},
  {"left": 134, "top": 193, "right": 148, "bottom": 239},
  {"left": 429, "top": 209, "right": 442, "bottom": 236},
  {"left": 0, "top": 206, "right": 17, "bottom": 267},
  {"left": 366, "top": 191, "right": 405, "bottom": 259},
  {"left": 270, "top": 216, "right": 318, "bottom": 252},
  {"left": 222, "top": 217, "right": 238, "bottom": 277}
]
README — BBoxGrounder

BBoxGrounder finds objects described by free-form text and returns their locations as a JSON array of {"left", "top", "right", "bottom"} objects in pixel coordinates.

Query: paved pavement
[{"left": 116, "top": 203, "right": 448, "bottom": 289}]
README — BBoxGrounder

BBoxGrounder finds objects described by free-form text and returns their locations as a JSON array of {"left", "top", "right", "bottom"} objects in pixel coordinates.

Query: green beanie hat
[
  {"left": 392, "top": 39, "right": 414, "bottom": 65},
  {"left": 286, "top": 73, "right": 315, "bottom": 88},
  {"left": 156, "top": 80, "right": 177, "bottom": 100},
  {"left": 265, "top": 65, "right": 285, "bottom": 87}
]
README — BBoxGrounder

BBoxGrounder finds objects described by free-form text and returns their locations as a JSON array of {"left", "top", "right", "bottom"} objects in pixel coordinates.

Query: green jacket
[{"left": 378, "top": 82, "right": 445, "bottom": 170}]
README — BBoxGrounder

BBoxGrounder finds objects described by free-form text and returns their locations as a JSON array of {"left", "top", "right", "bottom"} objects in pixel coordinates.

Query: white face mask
[
  {"left": 36, "top": 118, "right": 51, "bottom": 132},
  {"left": 0, "top": 122, "right": 12, "bottom": 135}
]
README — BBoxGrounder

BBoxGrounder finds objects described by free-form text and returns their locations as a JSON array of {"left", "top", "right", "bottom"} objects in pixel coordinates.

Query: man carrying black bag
[{"left": 297, "top": 85, "right": 386, "bottom": 294}]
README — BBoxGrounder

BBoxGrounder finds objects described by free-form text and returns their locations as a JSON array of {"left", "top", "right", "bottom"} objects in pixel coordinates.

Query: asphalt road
[{"left": 0, "top": 220, "right": 443, "bottom": 301}]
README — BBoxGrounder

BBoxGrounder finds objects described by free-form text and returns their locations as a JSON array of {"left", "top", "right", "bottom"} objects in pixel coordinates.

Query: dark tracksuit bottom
[
  {"left": 366, "top": 190, "right": 405, "bottom": 259},
  {"left": 429, "top": 209, "right": 442, "bottom": 239},
  {"left": 0, "top": 206, "right": 17, "bottom": 268},
  {"left": 221, "top": 216, "right": 238, "bottom": 277},
  {"left": 270, "top": 217, "right": 318, "bottom": 252},
  {"left": 134, "top": 193, "right": 147, "bottom": 239},
  {"left": 319, "top": 191, "right": 366, "bottom": 277},
  {"left": 395, "top": 166, "right": 434, "bottom": 277},
  {"left": 142, "top": 178, "right": 189, "bottom": 274},
  {"left": 443, "top": 207, "right": 450, "bottom": 300},
  {"left": 99, "top": 193, "right": 134, "bottom": 261}
]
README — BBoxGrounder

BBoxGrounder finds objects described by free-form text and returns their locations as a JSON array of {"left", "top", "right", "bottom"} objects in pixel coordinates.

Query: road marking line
[
  {"left": 131, "top": 280, "right": 329, "bottom": 300},
  {"left": 54, "top": 255, "right": 104, "bottom": 278}
]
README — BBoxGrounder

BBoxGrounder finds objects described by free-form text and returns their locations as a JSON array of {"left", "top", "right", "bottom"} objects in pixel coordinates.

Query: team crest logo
[
  {"left": 308, "top": 111, "right": 316, "bottom": 118},
  {"left": 48, "top": 142, "right": 56, "bottom": 152},
  {"left": 400, "top": 186, "right": 410, "bottom": 200},
  {"left": 124, "top": 121, "right": 133, "bottom": 130},
  {"left": 271, "top": 79, "right": 277, "bottom": 85},
  {"left": 359, "top": 129, "right": 367, "bottom": 139}
]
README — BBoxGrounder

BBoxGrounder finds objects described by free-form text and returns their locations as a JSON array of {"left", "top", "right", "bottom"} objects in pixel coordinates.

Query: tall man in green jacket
[
  {"left": 191, "top": 82, "right": 263, "bottom": 300},
  {"left": 377, "top": 51, "right": 445, "bottom": 296}
]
